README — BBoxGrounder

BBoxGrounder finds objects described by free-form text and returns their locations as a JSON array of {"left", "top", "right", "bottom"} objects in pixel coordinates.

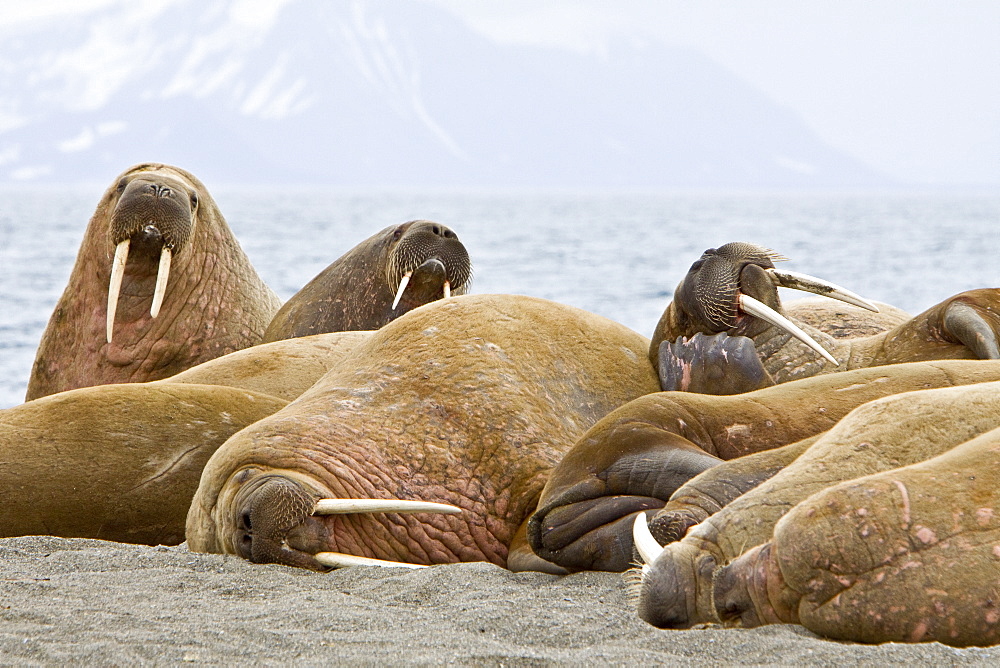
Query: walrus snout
[
  {"left": 387, "top": 220, "right": 473, "bottom": 309},
  {"left": 637, "top": 543, "right": 720, "bottom": 628},
  {"left": 230, "top": 473, "right": 329, "bottom": 571}
]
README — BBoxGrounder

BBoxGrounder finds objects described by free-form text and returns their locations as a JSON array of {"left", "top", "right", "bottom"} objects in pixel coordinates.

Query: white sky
[
  {"left": 430, "top": 0, "right": 1000, "bottom": 188},
  {"left": 4, "top": 0, "right": 998, "bottom": 187}
]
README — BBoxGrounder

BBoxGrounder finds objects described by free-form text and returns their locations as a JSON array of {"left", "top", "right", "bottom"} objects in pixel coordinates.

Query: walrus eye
[
  {"left": 189, "top": 192, "right": 198, "bottom": 209},
  {"left": 116, "top": 178, "right": 128, "bottom": 193}
]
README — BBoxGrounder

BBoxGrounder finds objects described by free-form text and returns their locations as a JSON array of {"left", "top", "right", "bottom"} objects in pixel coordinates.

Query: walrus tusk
[
  {"left": 314, "top": 552, "right": 428, "bottom": 569},
  {"left": 391, "top": 272, "right": 412, "bottom": 310},
  {"left": 149, "top": 246, "right": 172, "bottom": 318},
  {"left": 769, "top": 269, "right": 880, "bottom": 313},
  {"left": 312, "top": 498, "right": 463, "bottom": 515},
  {"left": 443, "top": 280, "right": 451, "bottom": 299},
  {"left": 632, "top": 513, "right": 664, "bottom": 566},
  {"left": 739, "top": 294, "right": 839, "bottom": 366},
  {"left": 107, "top": 239, "right": 130, "bottom": 343}
]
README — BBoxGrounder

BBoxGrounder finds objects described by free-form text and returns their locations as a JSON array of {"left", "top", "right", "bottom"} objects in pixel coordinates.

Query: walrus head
[
  {"left": 385, "top": 220, "right": 472, "bottom": 311},
  {"left": 105, "top": 168, "right": 200, "bottom": 343},
  {"left": 209, "top": 468, "right": 464, "bottom": 571},
  {"left": 665, "top": 242, "right": 880, "bottom": 366}
]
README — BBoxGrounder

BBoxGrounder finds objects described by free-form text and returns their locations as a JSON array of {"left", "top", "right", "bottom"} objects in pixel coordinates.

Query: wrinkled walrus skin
[
  {"left": 26, "top": 163, "right": 281, "bottom": 401},
  {"left": 635, "top": 379, "right": 1000, "bottom": 631},
  {"left": 710, "top": 422, "right": 1000, "bottom": 647},
  {"left": 650, "top": 242, "right": 1000, "bottom": 390},
  {"left": 528, "top": 360, "right": 1000, "bottom": 573},
  {"left": 186, "top": 294, "right": 661, "bottom": 571},
  {"left": 162, "top": 331, "right": 372, "bottom": 402},
  {"left": 0, "top": 383, "right": 287, "bottom": 545},
  {"left": 262, "top": 220, "right": 472, "bottom": 342}
]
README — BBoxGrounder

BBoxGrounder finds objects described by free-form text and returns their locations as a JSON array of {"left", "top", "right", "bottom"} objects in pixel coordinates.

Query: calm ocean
[{"left": 1, "top": 187, "right": 997, "bottom": 408}]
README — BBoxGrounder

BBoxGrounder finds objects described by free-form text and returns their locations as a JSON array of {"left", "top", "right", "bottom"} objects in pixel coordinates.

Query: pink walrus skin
[{"left": 713, "top": 422, "right": 1000, "bottom": 647}]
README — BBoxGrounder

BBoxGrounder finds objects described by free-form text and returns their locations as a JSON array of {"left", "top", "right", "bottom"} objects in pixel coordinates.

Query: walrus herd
[{"left": 3, "top": 162, "right": 999, "bottom": 648}]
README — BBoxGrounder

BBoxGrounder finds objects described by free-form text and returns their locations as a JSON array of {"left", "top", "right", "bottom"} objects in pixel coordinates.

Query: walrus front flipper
[
  {"left": 527, "top": 422, "right": 723, "bottom": 572},
  {"left": 647, "top": 434, "right": 822, "bottom": 545},
  {"left": 657, "top": 332, "right": 774, "bottom": 394},
  {"left": 943, "top": 299, "right": 1000, "bottom": 359}
]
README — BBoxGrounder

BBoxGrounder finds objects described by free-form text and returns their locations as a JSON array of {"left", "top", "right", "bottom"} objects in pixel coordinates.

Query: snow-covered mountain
[{"left": 0, "top": 0, "right": 891, "bottom": 188}]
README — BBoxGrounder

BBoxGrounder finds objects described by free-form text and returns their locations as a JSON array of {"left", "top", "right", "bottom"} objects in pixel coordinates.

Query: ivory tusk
[
  {"left": 149, "top": 246, "right": 171, "bottom": 318},
  {"left": 443, "top": 280, "right": 451, "bottom": 299},
  {"left": 769, "top": 269, "right": 880, "bottom": 313},
  {"left": 312, "top": 498, "right": 463, "bottom": 515},
  {"left": 391, "top": 272, "right": 412, "bottom": 310},
  {"left": 314, "top": 552, "right": 428, "bottom": 569},
  {"left": 739, "top": 294, "right": 839, "bottom": 366},
  {"left": 107, "top": 239, "right": 130, "bottom": 343},
  {"left": 632, "top": 513, "right": 664, "bottom": 566}
]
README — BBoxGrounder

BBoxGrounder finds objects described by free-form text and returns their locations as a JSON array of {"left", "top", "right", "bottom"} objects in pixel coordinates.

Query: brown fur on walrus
[
  {"left": 186, "top": 294, "right": 661, "bottom": 571},
  {"left": 635, "top": 379, "right": 1000, "bottom": 631},
  {"left": 262, "top": 220, "right": 472, "bottom": 342},
  {"left": 0, "top": 383, "right": 287, "bottom": 545},
  {"left": 26, "top": 163, "right": 281, "bottom": 401},
  {"left": 650, "top": 243, "right": 1000, "bottom": 388},
  {"left": 529, "top": 360, "right": 1000, "bottom": 572},
  {"left": 162, "top": 331, "right": 372, "bottom": 401},
  {"left": 711, "top": 420, "right": 1000, "bottom": 647}
]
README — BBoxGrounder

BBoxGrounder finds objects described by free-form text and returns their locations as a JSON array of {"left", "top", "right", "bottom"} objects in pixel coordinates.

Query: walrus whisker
[
  {"left": 632, "top": 513, "right": 665, "bottom": 565},
  {"left": 312, "top": 498, "right": 463, "bottom": 515},
  {"left": 313, "top": 552, "right": 428, "bottom": 569},
  {"left": 150, "top": 246, "right": 172, "bottom": 318},
  {"left": 443, "top": 280, "right": 451, "bottom": 299},
  {"left": 739, "top": 294, "right": 839, "bottom": 366},
  {"left": 391, "top": 272, "right": 412, "bottom": 310},
  {"left": 107, "top": 239, "right": 130, "bottom": 343},
  {"left": 768, "top": 269, "right": 880, "bottom": 313}
]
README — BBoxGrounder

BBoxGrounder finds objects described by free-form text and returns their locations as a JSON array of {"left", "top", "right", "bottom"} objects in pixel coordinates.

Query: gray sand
[{"left": 2, "top": 537, "right": 998, "bottom": 665}]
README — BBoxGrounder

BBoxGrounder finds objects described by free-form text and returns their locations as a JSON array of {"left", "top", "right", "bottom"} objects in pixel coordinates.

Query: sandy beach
[{"left": 0, "top": 536, "right": 995, "bottom": 665}]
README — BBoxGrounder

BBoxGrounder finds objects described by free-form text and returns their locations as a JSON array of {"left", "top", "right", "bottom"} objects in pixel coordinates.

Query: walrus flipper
[
  {"left": 647, "top": 434, "right": 821, "bottom": 545},
  {"left": 527, "top": 438, "right": 722, "bottom": 572},
  {"left": 942, "top": 300, "right": 1000, "bottom": 359},
  {"left": 657, "top": 332, "right": 774, "bottom": 394}
]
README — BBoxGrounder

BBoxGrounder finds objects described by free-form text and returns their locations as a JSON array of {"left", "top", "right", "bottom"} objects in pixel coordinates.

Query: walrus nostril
[{"left": 240, "top": 510, "right": 252, "bottom": 531}]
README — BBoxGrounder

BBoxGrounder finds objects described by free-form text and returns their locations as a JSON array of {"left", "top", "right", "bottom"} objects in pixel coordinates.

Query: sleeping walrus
[
  {"left": 527, "top": 360, "right": 1000, "bottom": 572},
  {"left": 630, "top": 379, "right": 1000, "bottom": 631},
  {"left": 186, "top": 294, "right": 661, "bottom": 572},
  {"left": 26, "top": 163, "right": 281, "bottom": 400}
]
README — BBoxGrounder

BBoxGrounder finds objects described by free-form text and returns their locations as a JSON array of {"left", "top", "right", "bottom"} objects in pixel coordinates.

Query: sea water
[{"left": 1, "top": 187, "right": 997, "bottom": 409}]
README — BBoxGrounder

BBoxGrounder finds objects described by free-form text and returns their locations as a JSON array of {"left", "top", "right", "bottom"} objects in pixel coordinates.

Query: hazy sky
[
  {"left": 3, "top": 0, "right": 998, "bottom": 187},
  {"left": 429, "top": 0, "right": 1000, "bottom": 188}
]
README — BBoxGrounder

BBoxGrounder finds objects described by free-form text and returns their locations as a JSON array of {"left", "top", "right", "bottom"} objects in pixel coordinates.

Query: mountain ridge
[{"left": 0, "top": 0, "right": 893, "bottom": 189}]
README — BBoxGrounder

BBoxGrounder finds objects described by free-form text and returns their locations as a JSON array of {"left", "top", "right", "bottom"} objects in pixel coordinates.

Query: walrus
[
  {"left": 26, "top": 163, "right": 281, "bottom": 401},
  {"left": 705, "top": 424, "right": 1000, "bottom": 647},
  {"left": 527, "top": 360, "right": 1000, "bottom": 573},
  {"left": 186, "top": 294, "right": 661, "bottom": 572},
  {"left": 630, "top": 380, "right": 1000, "bottom": 631},
  {"left": 650, "top": 242, "right": 1000, "bottom": 392},
  {"left": 0, "top": 382, "right": 287, "bottom": 545},
  {"left": 261, "top": 220, "right": 472, "bottom": 342},
  {"left": 163, "top": 330, "right": 372, "bottom": 401}
]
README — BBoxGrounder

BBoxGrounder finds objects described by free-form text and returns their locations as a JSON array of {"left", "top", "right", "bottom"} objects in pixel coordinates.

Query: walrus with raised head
[
  {"left": 527, "top": 360, "right": 1000, "bottom": 572},
  {"left": 26, "top": 163, "right": 281, "bottom": 401},
  {"left": 629, "top": 379, "right": 1000, "bottom": 631},
  {"left": 186, "top": 294, "right": 661, "bottom": 572},
  {"left": 651, "top": 242, "right": 1000, "bottom": 393},
  {"left": 262, "top": 220, "right": 472, "bottom": 342}
]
